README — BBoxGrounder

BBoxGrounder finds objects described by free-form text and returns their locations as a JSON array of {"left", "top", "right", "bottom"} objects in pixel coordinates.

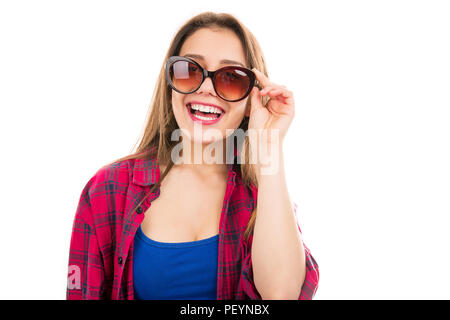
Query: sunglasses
[{"left": 165, "top": 56, "right": 259, "bottom": 102}]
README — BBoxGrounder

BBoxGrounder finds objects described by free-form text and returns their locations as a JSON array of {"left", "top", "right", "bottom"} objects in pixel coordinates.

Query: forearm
[{"left": 251, "top": 145, "right": 306, "bottom": 299}]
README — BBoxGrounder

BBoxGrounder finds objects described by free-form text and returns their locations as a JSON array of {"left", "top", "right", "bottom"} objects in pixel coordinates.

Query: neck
[{"left": 174, "top": 137, "right": 230, "bottom": 177}]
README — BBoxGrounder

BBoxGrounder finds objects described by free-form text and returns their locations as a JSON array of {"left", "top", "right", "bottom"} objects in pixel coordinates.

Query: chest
[{"left": 140, "top": 170, "right": 228, "bottom": 243}]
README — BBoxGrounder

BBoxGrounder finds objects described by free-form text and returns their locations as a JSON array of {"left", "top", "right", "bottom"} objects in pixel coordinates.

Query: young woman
[{"left": 66, "top": 12, "right": 319, "bottom": 300}]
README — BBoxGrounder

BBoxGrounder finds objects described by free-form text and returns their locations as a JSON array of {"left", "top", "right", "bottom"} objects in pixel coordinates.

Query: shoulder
[
  {"left": 86, "top": 147, "right": 158, "bottom": 197},
  {"left": 81, "top": 153, "right": 157, "bottom": 216},
  {"left": 86, "top": 158, "right": 136, "bottom": 197},
  {"left": 72, "top": 156, "right": 140, "bottom": 231}
]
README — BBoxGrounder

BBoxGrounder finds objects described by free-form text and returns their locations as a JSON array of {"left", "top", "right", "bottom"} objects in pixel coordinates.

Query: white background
[{"left": 0, "top": 0, "right": 449, "bottom": 299}]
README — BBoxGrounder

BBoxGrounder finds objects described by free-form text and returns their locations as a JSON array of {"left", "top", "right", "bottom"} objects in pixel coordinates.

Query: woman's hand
[{"left": 248, "top": 68, "right": 295, "bottom": 148}]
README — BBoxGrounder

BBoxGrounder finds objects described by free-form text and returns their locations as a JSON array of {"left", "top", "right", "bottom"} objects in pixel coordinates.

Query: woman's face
[{"left": 172, "top": 28, "right": 250, "bottom": 145}]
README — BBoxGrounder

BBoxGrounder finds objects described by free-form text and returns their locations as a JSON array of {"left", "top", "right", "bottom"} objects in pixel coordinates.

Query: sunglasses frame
[{"left": 165, "top": 55, "right": 259, "bottom": 102}]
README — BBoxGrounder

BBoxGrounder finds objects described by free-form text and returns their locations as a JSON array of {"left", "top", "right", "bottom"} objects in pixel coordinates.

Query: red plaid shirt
[{"left": 66, "top": 146, "right": 319, "bottom": 300}]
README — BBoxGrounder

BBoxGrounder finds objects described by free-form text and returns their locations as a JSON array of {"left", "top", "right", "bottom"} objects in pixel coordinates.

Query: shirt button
[
  {"left": 136, "top": 206, "right": 143, "bottom": 214},
  {"left": 118, "top": 257, "right": 123, "bottom": 265}
]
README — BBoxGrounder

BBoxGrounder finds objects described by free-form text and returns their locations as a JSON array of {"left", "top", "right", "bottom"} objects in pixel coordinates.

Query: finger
[
  {"left": 267, "top": 87, "right": 294, "bottom": 105},
  {"left": 260, "top": 84, "right": 287, "bottom": 95},
  {"left": 250, "top": 87, "right": 264, "bottom": 114},
  {"left": 266, "top": 88, "right": 284, "bottom": 96},
  {"left": 267, "top": 87, "right": 293, "bottom": 98},
  {"left": 266, "top": 90, "right": 287, "bottom": 105},
  {"left": 260, "top": 86, "right": 276, "bottom": 95},
  {"left": 252, "top": 68, "right": 272, "bottom": 88},
  {"left": 268, "top": 88, "right": 289, "bottom": 96}
]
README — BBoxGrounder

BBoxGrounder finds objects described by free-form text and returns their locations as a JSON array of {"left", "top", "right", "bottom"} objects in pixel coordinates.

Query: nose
[{"left": 195, "top": 75, "right": 217, "bottom": 97}]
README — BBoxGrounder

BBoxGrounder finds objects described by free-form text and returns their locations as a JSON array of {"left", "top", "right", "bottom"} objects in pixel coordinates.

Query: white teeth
[
  {"left": 192, "top": 114, "right": 217, "bottom": 121},
  {"left": 189, "top": 104, "right": 223, "bottom": 114}
]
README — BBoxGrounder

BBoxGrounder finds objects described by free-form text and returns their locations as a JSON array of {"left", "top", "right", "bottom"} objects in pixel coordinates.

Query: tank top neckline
[{"left": 136, "top": 225, "right": 219, "bottom": 248}]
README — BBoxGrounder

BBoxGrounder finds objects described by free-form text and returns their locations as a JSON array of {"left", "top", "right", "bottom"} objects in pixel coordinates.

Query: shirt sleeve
[
  {"left": 240, "top": 201, "right": 319, "bottom": 300},
  {"left": 66, "top": 178, "right": 105, "bottom": 300}
]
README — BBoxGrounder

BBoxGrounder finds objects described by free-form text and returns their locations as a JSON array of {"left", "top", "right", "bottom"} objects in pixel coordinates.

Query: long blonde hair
[{"left": 110, "top": 12, "right": 269, "bottom": 240}]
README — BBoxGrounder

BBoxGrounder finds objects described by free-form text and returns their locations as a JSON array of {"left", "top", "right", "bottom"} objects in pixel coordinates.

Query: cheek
[
  {"left": 225, "top": 100, "right": 249, "bottom": 126},
  {"left": 171, "top": 92, "right": 185, "bottom": 114},
  {"left": 171, "top": 91, "right": 181, "bottom": 107},
  {"left": 234, "top": 98, "right": 250, "bottom": 118},
  {"left": 170, "top": 92, "right": 189, "bottom": 129}
]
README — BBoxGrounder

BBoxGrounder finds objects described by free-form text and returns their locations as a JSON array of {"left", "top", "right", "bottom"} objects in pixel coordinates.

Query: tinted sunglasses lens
[
  {"left": 169, "top": 60, "right": 203, "bottom": 93},
  {"left": 215, "top": 68, "right": 251, "bottom": 101}
]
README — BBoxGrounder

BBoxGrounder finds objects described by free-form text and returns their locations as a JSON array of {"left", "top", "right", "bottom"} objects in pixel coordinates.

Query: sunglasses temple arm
[{"left": 254, "top": 80, "right": 263, "bottom": 90}]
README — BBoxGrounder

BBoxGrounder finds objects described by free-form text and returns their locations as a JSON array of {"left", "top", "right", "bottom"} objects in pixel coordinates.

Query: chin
[{"left": 191, "top": 133, "right": 224, "bottom": 146}]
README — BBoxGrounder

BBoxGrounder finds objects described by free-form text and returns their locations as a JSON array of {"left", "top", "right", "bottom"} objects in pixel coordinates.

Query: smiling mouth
[{"left": 186, "top": 103, "right": 225, "bottom": 122}]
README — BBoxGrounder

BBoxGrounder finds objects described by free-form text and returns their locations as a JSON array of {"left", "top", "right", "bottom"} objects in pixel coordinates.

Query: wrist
[{"left": 252, "top": 142, "right": 284, "bottom": 177}]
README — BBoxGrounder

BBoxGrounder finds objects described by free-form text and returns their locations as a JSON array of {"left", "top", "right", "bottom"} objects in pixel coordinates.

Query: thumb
[{"left": 248, "top": 87, "right": 263, "bottom": 116}]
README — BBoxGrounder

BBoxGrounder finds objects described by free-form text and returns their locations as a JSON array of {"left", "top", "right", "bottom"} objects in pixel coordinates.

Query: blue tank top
[{"left": 133, "top": 225, "right": 219, "bottom": 300}]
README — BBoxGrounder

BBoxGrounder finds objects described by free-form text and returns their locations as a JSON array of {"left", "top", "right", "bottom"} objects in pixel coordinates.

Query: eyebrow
[{"left": 182, "top": 54, "right": 246, "bottom": 68}]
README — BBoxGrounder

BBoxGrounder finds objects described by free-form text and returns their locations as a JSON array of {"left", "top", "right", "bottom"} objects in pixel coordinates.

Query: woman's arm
[
  {"left": 67, "top": 178, "right": 105, "bottom": 300},
  {"left": 251, "top": 145, "right": 306, "bottom": 299}
]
